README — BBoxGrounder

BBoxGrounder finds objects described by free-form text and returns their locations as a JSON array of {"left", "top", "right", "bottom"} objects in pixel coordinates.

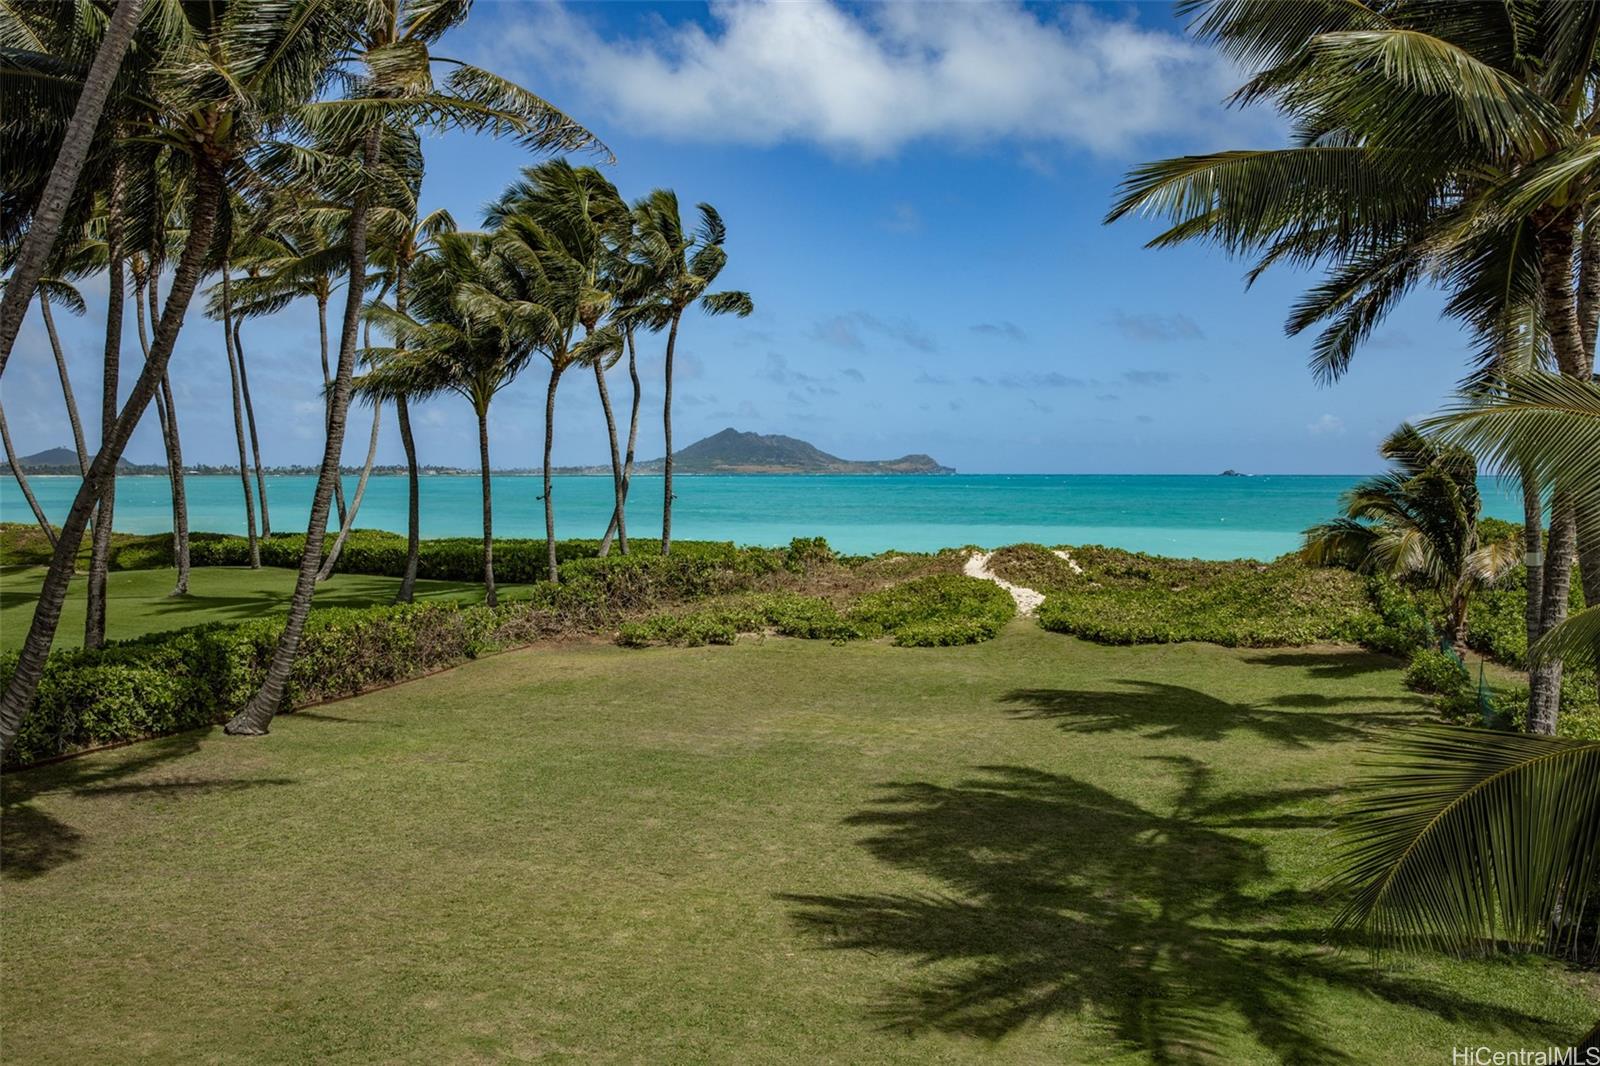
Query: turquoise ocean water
[{"left": 2, "top": 473, "right": 1526, "bottom": 561}]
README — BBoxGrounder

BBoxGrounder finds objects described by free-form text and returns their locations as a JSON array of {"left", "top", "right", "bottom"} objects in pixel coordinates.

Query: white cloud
[
  {"left": 1308, "top": 414, "right": 1345, "bottom": 437},
  {"left": 484, "top": 1, "right": 1266, "bottom": 158}
]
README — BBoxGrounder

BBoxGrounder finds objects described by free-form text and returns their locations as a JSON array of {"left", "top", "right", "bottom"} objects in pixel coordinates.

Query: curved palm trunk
[
  {"left": 592, "top": 354, "right": 626, "bottom": 558},
  {"left": 233, "top": 320, "right": 270, "bottom": 537},
  {"left": 0, "top": 0, "right": 145, "bottom": 373},
  {"left": 478, "top": 407, "right": 497, "bottom": 606},
  {"left": 317, "top": 402, "right": 381, "bottom": 581},
  {"left": 221, "top": 272, "right": 260, "bottom": 568},
  {"left": 40, "top": 295, "right": 90, "bottom": 473},
  {"left": 159, "top": 376, "right": 189, "bottom": 593},
  {"left": 0, "top": 402, "right": 56, "bottom": 546},
  {"left": 542, "top": 365, "right": 563, "bottom": 582},
  {"left": 660, "top": 315, "right": 681, "bottom": 556},
  {"left": 136, "top": 268, "right": 188, "bottom": 592},
  {"left": 226, "top": 128, "right": 380, "bottom": 737},
  {"left": 85, "top": 164, "right": 126, "bottom": 649},
  {"left": 317, "top": 293, "right": 349, "bottom": 528},
  {"left": 600, "top": 328, "right": 641, "bottom": 555},
  {"left": 395, "top": 394, "right": 420, "bottom": 603},
  {"left": 0, "top": 156, "right": 222, "bottom": 761}
]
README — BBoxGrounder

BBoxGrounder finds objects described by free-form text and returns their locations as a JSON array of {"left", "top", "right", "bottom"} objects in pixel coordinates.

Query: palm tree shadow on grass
[
  {"left": 1243, "top": 650, "right": 1400, "bottom": 679},
  {"left": 999, "top": 680, "right": 1418, "bottom": 748},
  {"left": 783, "top": 761, "right": 1556, "bottom": 1061},
  {"left": 2, "top": 731, "right": 292, "bottom": 880}
]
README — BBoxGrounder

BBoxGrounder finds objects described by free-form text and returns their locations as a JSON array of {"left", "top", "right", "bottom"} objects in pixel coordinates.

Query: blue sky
[{"left": 5, "top": 1, "right": 1477, "bottom": 475}]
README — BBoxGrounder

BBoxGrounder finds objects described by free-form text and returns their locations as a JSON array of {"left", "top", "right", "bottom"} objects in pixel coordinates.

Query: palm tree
[
  {"left": 217, "top": 264, "right": 261, "bottom": 567},
  {"left": 627, "top": 192, "right": 752, "bottom": 554},
  {"left": 1333, "top": 373, "right": 1600, "bottom": 958},
  {"left": 1303, "top": 424, "right": 1519, "bottom": 651},
  {"left": 224, "top": 0, "right": 606, "bottom": 738},
  {"left": 131, "top": 251, "right": 189, "bottom": 595},
  {"left": 357, "top": 232, "right": 535, "bottom": 605},
  {"left": 0, "top": 0, "right": 364, "bottom": 759},
  {"left": 0, "top": 0, "right": 146, "bottom": 372},
  {"left": 365, "top": 200, "right": 455, "bottom": 601},
  {"left": 1106, "top": 1, "right": 1600, "bottom": 731},
  {"left": 486, "top": 161, "right": 631, "bottom": 571}
]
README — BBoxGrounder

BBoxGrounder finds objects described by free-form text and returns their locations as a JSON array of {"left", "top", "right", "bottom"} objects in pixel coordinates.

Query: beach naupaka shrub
[
  {"left": 616, "top": 574, "right": 1014, "bottom": 648},
  {"left": 1034, "top": 546, "right": 1378, "bottom": 648}
]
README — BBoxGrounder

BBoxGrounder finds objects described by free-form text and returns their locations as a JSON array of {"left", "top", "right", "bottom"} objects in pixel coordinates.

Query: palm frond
[{"left": 1333, "top": 726, "right": 1600, "bottom": 955}]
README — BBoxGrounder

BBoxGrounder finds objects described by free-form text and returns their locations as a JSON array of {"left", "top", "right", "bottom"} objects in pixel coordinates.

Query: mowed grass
[
  {"left": 0, "top": 565, "right": 493, "bottom": 651},
  {"left": 3, "top": 623, "right": 1594, "bottom": 1063}
]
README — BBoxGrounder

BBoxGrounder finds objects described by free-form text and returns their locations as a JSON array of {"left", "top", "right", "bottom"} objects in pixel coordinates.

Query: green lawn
[
  {"left": 0, "top": 565, "right": 493, "bottom": 651},
  {"left": 3, "top": 623, "right": 1592, "bottom": 1063}
]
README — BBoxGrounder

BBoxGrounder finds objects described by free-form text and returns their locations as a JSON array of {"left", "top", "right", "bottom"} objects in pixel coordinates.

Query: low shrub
[
  {"left": 617, "top": 575, "right": 1014, "bottom": 649},
  {"left": 1404, "top": 648, "right": 1469, "bottom": 695},
  {"left": 1036, "top": 548, "right": 1376, "bottom": 648},
  {"left": 1, "top": 598, "right": 595, "bottom": 769},
  {"left": 847, "top": 574, "right": 1015, "bottom": 646},
  {"left": 986, "top": 543, "right": 1081, "bottom": 593}
]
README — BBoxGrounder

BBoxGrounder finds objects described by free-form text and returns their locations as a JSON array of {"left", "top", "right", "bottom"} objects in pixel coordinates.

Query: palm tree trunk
[
  {"left": 39, "top": 295, "right": 90, "bottom": 474},
  {"left": 0, "top": 402, "right": 56, "bottom": 546},
  {"left": 593, "top": 353, "right": 626, "bottom": 558},
  {"left": 1528, "top": 209, "right": 1586, "bottom": 734},
  {"left": 85, "top": 161, "right": 126, "bottom": 650},
  {"left": 137, "top": 267, "right": 188, "bottom": 592},
  {"left": 1574, "top": 211, "right": 1600, "bottom": 703},
  {"left": 1522, "top": 467, "right": 1545, "bottom": 656},
  {"left": 0, "top": 155, "right": 222, "bottom": 761},
  {"left": 660, "top": 314, "right": 681, "bottom": 556},
  {"left": 543, "top": 365, "right": 562, "bottom": 582},
  {"left": 0, "top": 0, "right": 145, "bottom": 373},
  {"left": 392, "top": 268, "right": 419, "bottom": 604},
  {"left": 317, "top": 402, "right": 381, "bottom": 581},
  {"left": 317, "top": 292, "right": 349, "bottom": 528},
  {"left": 478, "top": 406, "right": 497, "bottom": 606},
  {"left": 226, "top": 127, "right": 380, "bottom": 737},
  {"left": 234, "top": 319, "right": 270, "bottom": 537},
  {"left": 600, "top": 328, "right": 641, "bottom": 555},
  {"left": 160, "top": 376, "right": 189, "bottom": 594},
  {"left": 221, "top": 271, "right": 260, "bottom": 568},
  {"left": 395, "top": 393, "right": 420, "bottom": 604}
]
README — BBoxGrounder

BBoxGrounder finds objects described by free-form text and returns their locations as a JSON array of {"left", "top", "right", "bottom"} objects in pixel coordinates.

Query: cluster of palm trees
[
  {"left": 354, "top": 166, "right": 751, "bottom": 604},
  {"left": 1112, "top": 1, "right": 1599, "bottom": 961},
  {"left": 0, "top": 0, "right": 611, "bottom": 751}
]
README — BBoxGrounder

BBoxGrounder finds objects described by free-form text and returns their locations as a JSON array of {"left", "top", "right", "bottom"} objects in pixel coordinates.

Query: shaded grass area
[
  {"left": 0, "top": 565, "right": 491, "bottom": 652},
  {"left": 3, "top": 625, "right": 1592, "bottom": 1063}
]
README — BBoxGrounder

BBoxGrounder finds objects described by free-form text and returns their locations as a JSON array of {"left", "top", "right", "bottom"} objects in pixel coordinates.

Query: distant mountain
[
  {"left": 4, "top": 447, "right": 136, "bottom": 473},
  {"left": 628, "top": 428, "right": 952, "bottom": 475}
]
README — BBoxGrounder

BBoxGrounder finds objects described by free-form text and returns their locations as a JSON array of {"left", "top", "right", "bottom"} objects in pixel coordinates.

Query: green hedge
[
  {"left": 0, "top": 599, "right": 587, "bottom": 769},
  {"left": 1, "top": 537, "right": 837, "bottom": 769},
  {"left": 617, "top": 574, "right": 1015, "bottom": 649}
]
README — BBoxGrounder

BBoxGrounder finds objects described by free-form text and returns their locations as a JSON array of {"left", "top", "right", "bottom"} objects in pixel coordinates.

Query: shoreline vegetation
[{"left": 4, "top": 518, "right": 1593, "bottom": 772}]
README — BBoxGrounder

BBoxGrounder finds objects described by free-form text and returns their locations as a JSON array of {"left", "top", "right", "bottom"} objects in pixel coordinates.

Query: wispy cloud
[
  {"left": 486, "top": 1, "right": 1266, "bottom": 158},
  {"left": 1308, "top": 413, "right": 1345, "bottom": 436},
  {"left": 971, "top": 321, "right": 1028, "bottom": 342},
  {"left": 1111, "top": 311, "right": 1204, "bottom": 343},
  {"left": 880, "top": 201, "right": 922, "bottom": 234},
  {"left": 1121, "top": 369, "right": 1175, "bottom": 386},
  {"left": 915, "top": 371, "right": 951, "bottom": 385},
  {"left": 841, "top": 367, "right": 865, "bottom": 383},
  {"left": 810, "top": 311, "right": 936, "bottom": 352}
]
